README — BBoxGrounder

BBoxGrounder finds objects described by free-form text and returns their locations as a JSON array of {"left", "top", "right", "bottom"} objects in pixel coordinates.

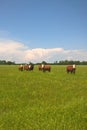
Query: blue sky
[{"left": 0, "top": 0, "right": 87, "bottom": 63}]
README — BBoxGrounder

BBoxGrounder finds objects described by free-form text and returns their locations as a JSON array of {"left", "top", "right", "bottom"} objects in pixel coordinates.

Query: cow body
[
  {"left": 66, "top": 65, "right": 76, "bottom": 74},
  {"left": 18, "top": 66, "right": 23, "bottom": 71},
  {"left": 24, "top": 64, "right": 34, "bottom": 71},
  {"left": 38, "top": 65, "right": 42, "bottom": 71},
  {"left": 39, "top": 64, "right": 51, "bottom": 72},
  {"left": 43, "top": 65, "right": 51, "bottom": 72},
  {"left": 24, "top": 65, "right": 29, "bottom": 71},
  {"left": 29, "top": 64, "right": 34, "bottom": 71}
]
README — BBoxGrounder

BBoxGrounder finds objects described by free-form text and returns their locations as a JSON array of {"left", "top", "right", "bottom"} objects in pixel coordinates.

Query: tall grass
[{"left": 0, "top": 65, "right": 87, "bottom": 130}]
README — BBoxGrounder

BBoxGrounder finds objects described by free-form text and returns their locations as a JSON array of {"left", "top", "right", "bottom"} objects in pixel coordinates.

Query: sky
[{"left": 0, "top": 0, "right": 87, "bottom": 63}]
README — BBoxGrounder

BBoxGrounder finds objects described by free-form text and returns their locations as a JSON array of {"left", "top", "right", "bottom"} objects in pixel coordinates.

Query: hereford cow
[
  {"left": 28, "top": 64, "right": 34, "bottom": 71},
  {"left": 24, "top": 65, "right": 29, "bottom": 71},
  {"left": 38, "top": 65, "right": 43, "bottom": 71},
  {"left": 18, "top": 65, "right": 23, "bottom": 71},
  {"left": 40, "top": 64, "right": 51, "bottom": 72},
  {"left": 24, "top": 64, "right": 34, "bottom": 71},
  {"left": 66, "top": 65, "right": 76, "bottom": 74}
]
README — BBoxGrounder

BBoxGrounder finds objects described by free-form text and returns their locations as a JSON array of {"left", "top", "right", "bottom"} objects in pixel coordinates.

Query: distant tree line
[
  {"left": 53, "top": 60, "right": 87, "bottom": 65},
  {"left": 0, "top": 60, "right": 87, "bottom": 65},
  {"left": 37, "top": 60, "right": 87, "bottom": 65},
  {"left": 0, "top": 60, "right": 15, "bottom": 65}
]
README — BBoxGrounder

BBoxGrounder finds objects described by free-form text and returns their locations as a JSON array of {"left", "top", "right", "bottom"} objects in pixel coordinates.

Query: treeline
[
  {"left": 0, "top": 60, "right": 15, "bottom": 65},
  {"left": 0, "top": 60, "right": 87, "bottom": 65},
  {"left": 54, "top": 60, "right": 87, "bottom": 65},
  {"left": 37, "top": 60, "right": 87, "bottom": 65}
]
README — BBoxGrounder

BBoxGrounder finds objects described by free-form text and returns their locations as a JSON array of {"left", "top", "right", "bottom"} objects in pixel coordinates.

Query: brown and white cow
[
  {"left": 39, "top": 64, "right": 51, "bottom": 72},
  {"left": 24, "top": 64, "right": 34, "bottom": 71},
  {"left": 18, "top": 65, "right": 23, "bottom": 71},
  {"left": 66, "top": 65, "right": 76, "bottom": 74}
]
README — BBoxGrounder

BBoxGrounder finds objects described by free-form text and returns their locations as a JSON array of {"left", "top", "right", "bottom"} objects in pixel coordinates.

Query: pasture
[{"left": 0, "top": 65, "right": 87, "bottom": 130}]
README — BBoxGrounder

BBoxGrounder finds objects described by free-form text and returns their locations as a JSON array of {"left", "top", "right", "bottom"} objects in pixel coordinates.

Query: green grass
[{"left": 0, "top": 65, "right": 87, "bottom": 130}]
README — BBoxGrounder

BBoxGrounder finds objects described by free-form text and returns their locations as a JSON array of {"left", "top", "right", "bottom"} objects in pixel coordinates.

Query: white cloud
[{"left": 0, "top": 40, "right": 87, "bottom": 63}]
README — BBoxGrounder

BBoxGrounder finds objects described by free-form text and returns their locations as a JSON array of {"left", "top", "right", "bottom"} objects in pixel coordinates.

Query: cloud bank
[{"left": 0, "top": 40, "right": 87, "bottom": 63}]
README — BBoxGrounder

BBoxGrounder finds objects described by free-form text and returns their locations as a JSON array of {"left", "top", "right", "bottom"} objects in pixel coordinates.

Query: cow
[
  {"left": 18, "top": 65, "right": 23, "bottom": 71},
  {"left": 24, "top": 64, "right": 29, "bottom": 71},
  {"left": 43, "top": 65, "right": 51, "bottom": 72},
  {"left": 38, "top": 64, "right": 45, "bottom": 71},
  {"left": 28, "top": 64, "right": 34, "bottom": 71},
  {"left": 39, "top": 64, "right": 51, "bottom": 72},
  {"left": 24, "top": 64, "right": 34, "bottom": 71},
  {"left": 38, "top": 65, "right": 42, "bottom": 71},
  {"left": 66, "top": 65, "right": 76, "bottom": 74}
]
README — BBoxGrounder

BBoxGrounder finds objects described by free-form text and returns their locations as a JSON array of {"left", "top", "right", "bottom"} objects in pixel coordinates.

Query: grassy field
[{"left": 0, "top": 65, "right": 87, "bottom": 130}]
